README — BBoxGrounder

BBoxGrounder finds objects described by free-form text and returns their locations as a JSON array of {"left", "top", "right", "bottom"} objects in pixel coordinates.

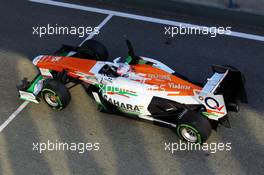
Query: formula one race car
[{"left": 18, "top": 40, "right": 247, "bottom": 143}]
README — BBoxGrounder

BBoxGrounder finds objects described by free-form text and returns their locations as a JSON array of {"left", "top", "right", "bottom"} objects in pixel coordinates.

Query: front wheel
[
  {"left": 41, "top": 79, "right": 71, "bottom": 110},
  {"left": 176, "top": 110, "right": 212, "bottom": 144}
]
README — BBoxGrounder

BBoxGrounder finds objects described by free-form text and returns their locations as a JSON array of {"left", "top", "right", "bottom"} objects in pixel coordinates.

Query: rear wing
[
  {"left": 200, "top": 65, "right": 247, "bottom": 113},
  {"left": 201, "top": 68, "right": 229, "bottom": 94},
  {"left": 213, "top": 65, "right": 247, "bottom": 103}
]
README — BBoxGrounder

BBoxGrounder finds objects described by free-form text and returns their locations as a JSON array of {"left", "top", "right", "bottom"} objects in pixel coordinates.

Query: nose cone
[{"left": 32, "top": 55, "right": 43, "bottom": 66}]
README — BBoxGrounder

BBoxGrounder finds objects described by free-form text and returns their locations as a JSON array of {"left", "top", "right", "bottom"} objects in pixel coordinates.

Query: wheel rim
[
  {"left": 44, "top": 93, "right": 59, "bottom": 107},
  {"left": 181, "top": 127, "right": 198, "bottom": 143}
]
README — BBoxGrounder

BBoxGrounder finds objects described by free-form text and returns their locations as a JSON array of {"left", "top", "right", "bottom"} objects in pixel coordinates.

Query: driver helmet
[{"left": 117, "top": 63, "right": 130, "bottom": 76}]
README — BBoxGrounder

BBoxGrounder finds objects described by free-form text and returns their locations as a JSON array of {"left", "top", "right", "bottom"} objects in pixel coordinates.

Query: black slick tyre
[
  {"left": 41, "top": 79, "right": 71, "bottom": 110},
  {"left": 176, "top": 110, "right": 212, "bottom": 144},
  {"left": 80, "top": 39, "right": 109, "bottom": 61}
]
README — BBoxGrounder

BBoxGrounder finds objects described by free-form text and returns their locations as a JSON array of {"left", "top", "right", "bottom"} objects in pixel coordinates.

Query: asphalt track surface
[{"left": 0, "top": 0, "right": 264, "bottom": 175}]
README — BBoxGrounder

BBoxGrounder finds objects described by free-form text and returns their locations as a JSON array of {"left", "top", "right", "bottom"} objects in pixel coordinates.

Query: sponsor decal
[
  {"left": 103, "top": 95, "right": 143, "bottom": 113},
  {"left": 97, "top": 84, "right": 137, "bottom": 97},
  {"left": 204, "top": 97, "right": 223, "bottom": 111},
  {"left": 51, "top": 56, "right": 62, "bottom": 62},
  {"left": 147, "top": 84, "right": 166, "bottom": 91},
  {"left": 147, "top": 74, "right": 171, "bottom": 81},
  {"left": 168, "top": 83, "right": 190, "bottom": 90}
]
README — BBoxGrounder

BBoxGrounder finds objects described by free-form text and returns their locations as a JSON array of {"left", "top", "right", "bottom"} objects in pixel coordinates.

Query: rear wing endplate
[{"left": 201, "top": 65, "right": 247, "bottom": 104}]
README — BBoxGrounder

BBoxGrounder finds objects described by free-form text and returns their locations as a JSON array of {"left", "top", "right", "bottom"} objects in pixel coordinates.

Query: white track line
[
  {"left": 79, "top": 14, "right": 113, "bottom": 46},
  {"left": 0, "top": 101, "right": 30, "bottom": 132},
  {"left": 0, "top": 14, "right": 113, "bottom": 133},
  {"left": 29, "top": 0, "right": 264, "bottom": 42}
]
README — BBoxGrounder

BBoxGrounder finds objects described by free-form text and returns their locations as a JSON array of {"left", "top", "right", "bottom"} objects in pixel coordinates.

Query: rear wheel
[
  {"left": 41, "top": 79, "right": 71, "bottom": 110},
  {"left": 176, "top": 110, "right": 212, "bottom": 143},
  {"left": 223, "top": 65, "right": 246, "bottom": 83},
  {"left": 80, "top": 39, "right": 109, "bottom": 61}
]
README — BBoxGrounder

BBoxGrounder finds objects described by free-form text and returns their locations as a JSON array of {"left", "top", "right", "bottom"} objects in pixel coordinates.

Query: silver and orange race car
[{"left": 18, "top": 40, "right": 247, "bottom": 143}]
